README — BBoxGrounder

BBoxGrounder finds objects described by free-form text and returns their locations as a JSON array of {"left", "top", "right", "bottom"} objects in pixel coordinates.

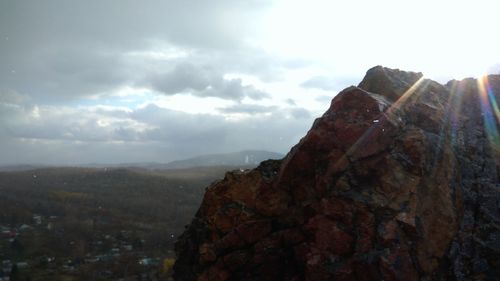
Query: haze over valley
[{"left": 1, "top": 1, "right": 500, "bottom": 281}]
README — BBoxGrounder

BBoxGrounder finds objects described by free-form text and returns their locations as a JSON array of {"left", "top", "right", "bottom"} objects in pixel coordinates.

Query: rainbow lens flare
[{"left": 477, "top": 76, "right": 500, "bottom": 153}]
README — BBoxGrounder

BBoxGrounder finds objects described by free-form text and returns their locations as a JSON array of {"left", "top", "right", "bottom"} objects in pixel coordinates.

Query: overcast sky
[{"left": 1, "top": 0, "right": 500, "bottom": 165}]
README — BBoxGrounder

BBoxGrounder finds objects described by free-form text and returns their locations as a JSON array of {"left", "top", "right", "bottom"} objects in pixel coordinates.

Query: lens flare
[
  {"left": 386, "top": 77, "right": 426, "bottom": 117},
  {"left": 343, "top": 77, "right": 426, "bottom": 160},
  {"left": 477, "top": 76, "right": 500, "bottom": 152},
  {"left": 445, "top": 80, "right": 465, "bottom": 147}
]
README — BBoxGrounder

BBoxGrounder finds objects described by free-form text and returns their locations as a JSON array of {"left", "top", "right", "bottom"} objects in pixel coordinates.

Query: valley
[{"left": 0, "top": 166, "right": 249, "bottom": 281}]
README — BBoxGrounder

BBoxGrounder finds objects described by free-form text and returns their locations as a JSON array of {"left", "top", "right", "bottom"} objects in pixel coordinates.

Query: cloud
[
  {"left": 0, "top": 89, "right": 29, "bottom": 104},
  {"left": 148, "top": 63, "right": 213, "bottom": 94},
  {"left": 217, "top": 103, "right": 311, "bottom": 120},
  {"left": 124, "top": 104, "right": 314, "bottom": 160},
  {"left": 0, "top": 0, "right": 321, "bottom": 165},
  {"left": 148, "top": 63, "right": 269, "bottom": 101},
  {"left": 290, "top": 108, "right": 311, "bottom": 119},
  {"left": 218, "top": 104, "right": 277, "bottom": 114},
  {"left": 0, "top": 1, "right": 281, "bottom": 102},
  {"left": 0, "top": 1, "right": 271, "bottom": 52},
  {"left": 201, "top": 79, "right": 269, "bottom": 100},
  {"left": 300, "top": 75, "right": 362, "bottom": 93},
  {"left": 300, "top": 76, "right": 341, "bottom": 91},
  {"left": 0, "top": 99, "right": 314, "bottom": 164},
  {"left": 285, "top": 98, "right": 296, "bottom": 106},
  {"left": 315, "top": 95, "right": 334, "bottom": 103},
  {"left": 0, "top": 94, "right": 148, "bottom": 143},
  {"left": 0, "top": 45, "right": 133, "bottom": 102}
]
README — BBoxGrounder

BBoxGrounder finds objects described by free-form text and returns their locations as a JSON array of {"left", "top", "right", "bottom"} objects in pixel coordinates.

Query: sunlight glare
[
  {"left": 477, "top": 76, "right": 500, "bottom": 152},
  {"left": 259, "top": 0, "right": 500, "bottom": 79}
]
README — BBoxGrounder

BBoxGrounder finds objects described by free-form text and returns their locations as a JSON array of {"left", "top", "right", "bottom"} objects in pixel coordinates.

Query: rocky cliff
[{"left": 174, "top": 66, "right": 500, "bottom": 281}]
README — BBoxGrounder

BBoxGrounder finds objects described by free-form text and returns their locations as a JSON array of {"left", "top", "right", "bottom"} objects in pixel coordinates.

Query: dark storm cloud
[
  {"left": 0, "top": 0, "right": 278, "bottom": 102},
  {"left": 200, "top": 79, "right": 268, "bottom": 100},
  {"left": 148, "top": 63, "right": 269, "bottom": 100},
  {"left": 0, "top": 0, "right": 269, "bottom": 51},
  {"left": 0, "top": 38, "right": 129, "bottom": 101},
  {"left": 149, "top": 63, "right": 214, "bottom": 94},
  {"left": 0, "top": 0, "right": 317, "bottom": 165}
]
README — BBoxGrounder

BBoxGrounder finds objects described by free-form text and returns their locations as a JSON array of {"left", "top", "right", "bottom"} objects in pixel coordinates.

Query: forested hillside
[{"left": 0, "top": 166, "right": 243, "bottom": 280}]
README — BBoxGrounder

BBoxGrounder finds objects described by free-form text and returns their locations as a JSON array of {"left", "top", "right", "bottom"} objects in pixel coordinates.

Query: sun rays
[
  {"left": 342, "top": 77, "right": 428, "bottom": 161},
  {"left": 332, "top": 72, "right": 500, "bottom": 174},
  {"left": 385, "top": 77, "right": 426, "bottom": 117},
  {"left": 477, "top": 76, "right": 500, "bottom": 153}
]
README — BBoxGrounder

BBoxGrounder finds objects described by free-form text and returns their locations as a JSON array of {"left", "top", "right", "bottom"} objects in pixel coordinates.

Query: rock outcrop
[{"left": 174, "top": 66, "right": 500, "bottom": 281}]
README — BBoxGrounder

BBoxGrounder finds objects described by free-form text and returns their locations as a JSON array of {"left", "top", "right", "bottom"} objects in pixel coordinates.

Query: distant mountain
[
  {"left": 0, "top": 164, "right": 50, "bottom": 172},
  {"left": 0, "top": 150, "right": 284, "bottom": 171},
  {"left": 159, "top": 150, "right": 284, "bottom": 170}
]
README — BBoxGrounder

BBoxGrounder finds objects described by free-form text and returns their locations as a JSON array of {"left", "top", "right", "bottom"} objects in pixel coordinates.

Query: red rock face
[{"left": 174, "top": 66, "right": 500, "bottom": 281}]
